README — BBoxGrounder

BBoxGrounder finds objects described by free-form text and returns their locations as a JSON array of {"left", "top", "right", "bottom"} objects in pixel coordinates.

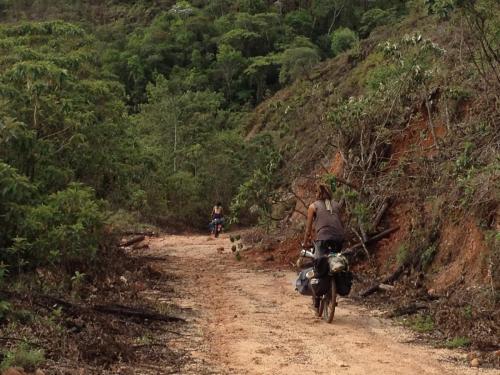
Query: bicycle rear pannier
[
  {"left": 311, "top": 277, "right": 330, "bottom": 297},
  {"left": 334, "top": 271, "right": 353, "bottom": 296}
]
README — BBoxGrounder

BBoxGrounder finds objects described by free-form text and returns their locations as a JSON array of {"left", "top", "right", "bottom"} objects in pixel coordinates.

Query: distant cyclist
[
  {"left": 210, "top": 202, "right": 225, "bottom": 236},
  {"left": 211, "top": 202, "right": 224, "bottom": 221}
]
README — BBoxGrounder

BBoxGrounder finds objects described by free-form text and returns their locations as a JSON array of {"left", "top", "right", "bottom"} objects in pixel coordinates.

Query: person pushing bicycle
[{"left": 303, "top": 182, "right": 345, "bottom": 308}]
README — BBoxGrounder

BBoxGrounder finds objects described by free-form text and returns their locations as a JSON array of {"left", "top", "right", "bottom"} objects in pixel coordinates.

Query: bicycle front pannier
[{"left": 295, "top": 267, "right": 313, "bottom": 296}]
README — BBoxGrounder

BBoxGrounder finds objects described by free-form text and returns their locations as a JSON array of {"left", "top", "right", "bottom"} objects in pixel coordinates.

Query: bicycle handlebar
[{"left": 299, "top": 249, "right": 315, "bottom": 258}]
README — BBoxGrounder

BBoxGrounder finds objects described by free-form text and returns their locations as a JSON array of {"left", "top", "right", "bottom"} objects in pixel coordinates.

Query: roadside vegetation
[{"left": 0, "top": 0, "right": 498, "bottom": 372}]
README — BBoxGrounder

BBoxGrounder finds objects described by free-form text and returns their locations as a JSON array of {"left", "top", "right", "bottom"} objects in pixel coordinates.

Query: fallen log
[
  {"left": 120, "top": 235, "right": 146, "bottom": 247},
  {"left": 123, "top": 230, "right": 157, "bottom": 237},
  {"left": 135, "top": 256, "right": 168, "bottom": 262},
  {"left": 359, "top": 265, "right": 405, "bottom": 297},
  {"left": 93, "top": 304, "right": 185, "bottom": 323},
  {"left": 388, "top": 302, "right": 428, "bottom": 318},
  {"left": 132, "top": 243, "right": 150, "bottom": 250},
  {"left": 2, "top": 291, "right": 185, "bottom": 323},
  {"left": 342, "top": 226, "right": 400, "bottom": 257},
  {"left": 378, "top": 283, "right": 395, "bottom": 292}
]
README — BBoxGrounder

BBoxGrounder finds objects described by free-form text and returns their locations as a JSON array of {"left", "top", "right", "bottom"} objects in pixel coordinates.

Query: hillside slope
[{"left": 244, "top": 7, "right": 499, "bottom": 350}]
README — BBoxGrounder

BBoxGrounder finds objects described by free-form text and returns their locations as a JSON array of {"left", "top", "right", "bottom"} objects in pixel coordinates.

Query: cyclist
[
  {"left": 303, "top": 183, "right": 345, "bottom": 307},
  {"left": 210, "top": 202, "right": 224, "bottom": 234},
  {"left": 211, "top": 202, "right": 223, "bottom": 221}
]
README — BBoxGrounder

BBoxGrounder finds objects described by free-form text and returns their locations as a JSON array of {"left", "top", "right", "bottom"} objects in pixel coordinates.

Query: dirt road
[{"left": 147, "top": 234, "right": 495, "bottom": 375}]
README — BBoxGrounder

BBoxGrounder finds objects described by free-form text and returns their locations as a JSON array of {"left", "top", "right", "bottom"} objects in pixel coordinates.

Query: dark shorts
[{"left": 314, "top": 239, "right": 344, "bottom": 258}]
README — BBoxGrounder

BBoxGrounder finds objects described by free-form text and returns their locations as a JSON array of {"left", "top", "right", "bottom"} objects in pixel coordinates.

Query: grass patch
[
  {"left": 462, "top": 305, "right": 473, "bottom": 320},
  {"left": 444, "top": 336, "right": 471, "bottom": 349},
  {"left": 396, "top": 244, "right": 410, "bottom": 266},
  {"left": 405, "top": 314, "right": 435, "bottom": 333}
]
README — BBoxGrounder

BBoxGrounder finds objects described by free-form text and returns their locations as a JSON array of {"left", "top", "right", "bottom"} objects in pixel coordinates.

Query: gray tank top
[{"left": 313, "top": 200, "right": 345, "bottom": 241}]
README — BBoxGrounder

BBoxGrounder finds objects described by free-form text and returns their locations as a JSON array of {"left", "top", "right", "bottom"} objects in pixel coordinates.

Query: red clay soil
[
  {"left": 388, "top": 111, "right": 447, "bottom": 169},
  {"left": 242, "top": 235, "right": 303, "bottom": 270},
  {"left": 289, "top": 151, "right": 345, "bottom": 223},
  {"left": 372, "top": 203, "right": 413, "bottom": 273},
  {"left": 328, "top": 151, "right": 345, "bottom": 176},
  {"left": 431, "top": 218, "right": 491, "bottom": 292}
]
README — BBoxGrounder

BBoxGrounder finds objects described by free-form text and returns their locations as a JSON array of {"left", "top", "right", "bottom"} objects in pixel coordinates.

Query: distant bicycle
[
  {"left": 210, "top": 217, "right": 224, "bottom": 238},
  {"left": 210, "top": 202, "right": 224, "bottom": 237}
]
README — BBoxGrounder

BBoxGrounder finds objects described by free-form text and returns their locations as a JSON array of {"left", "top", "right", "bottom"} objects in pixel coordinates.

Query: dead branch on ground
[
  {"left": 372, "top": 197, "right": 390, "bottom": 230},
  {"left": 120, "top": 235, "right": 146, "bottom": 247},
  {"left": 359, "top": 264, "right": 405, "bottom": 297},
  {"left": 388, "top": 302, "right": 428, "bottom": 318},
  {"left": 1, "top": 291, "right": 185, "bottom": 323}
]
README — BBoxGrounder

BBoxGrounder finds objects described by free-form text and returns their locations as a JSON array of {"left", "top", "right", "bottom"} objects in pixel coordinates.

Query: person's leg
[
  {"left": 313, "top": 295, "right": 320, "bottom": 308},
  {"left": 313, "top": 240, "right": 330, "bottom": 278},
  {"left": 314, "top": 240, "right": 329, "bottom": 258}
]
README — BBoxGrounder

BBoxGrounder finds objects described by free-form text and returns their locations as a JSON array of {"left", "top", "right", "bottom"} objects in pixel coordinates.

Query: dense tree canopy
[{"left": 0, "top": 0, "right": 421, "bottom": 271}]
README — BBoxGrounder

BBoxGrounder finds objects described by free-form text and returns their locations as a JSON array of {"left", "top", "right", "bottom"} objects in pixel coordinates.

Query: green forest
[
  {"left": 0, "top": 0, "right": 498, "bottom": 372},
  {"left": 0, "top": 0, "right": 417, "bottom": 272}
]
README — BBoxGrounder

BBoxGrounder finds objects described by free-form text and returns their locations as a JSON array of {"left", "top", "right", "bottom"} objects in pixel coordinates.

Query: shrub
[
  {"left": 0, "top": 342, "right": 44, "bottom": 372},
  {"left": 285, "top": 10, "right": 314, "bottom": 36},
  {"left": 0, "top": 161, "right": 35, "bottom": 255},
  {"left": 0, "top": 264, "right": 9, "bottom": 320},
  {"left": 0, "top": 300, "right": 10, "bottom": 321},
  {"left": 444, "top": 336, "right": 471, "bottom": 348},
  {"left": 396, "top": 244, "right": 410, "bottom": 266},
  {"left": 278, "top": 46, "right": 320, "bottom": 84},
  {"left": 420, "top": 245, "right": 437, "bottom": 269},
  {"left": 360, "top": 8, "right": 395, "bottom": 37},
  {"left": 11, "top": 184, "right": 104, "bottom": 271},
  {"left": 330, "top": 27, "right": 359, "bottom": 57},
  {"left": 427, "top": 0, "right": 456, "bottom": 19}
]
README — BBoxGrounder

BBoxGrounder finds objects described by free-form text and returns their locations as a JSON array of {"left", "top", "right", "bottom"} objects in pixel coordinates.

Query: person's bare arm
[{"left": 303, "top": 203, "right": 316, "bottom": 246}]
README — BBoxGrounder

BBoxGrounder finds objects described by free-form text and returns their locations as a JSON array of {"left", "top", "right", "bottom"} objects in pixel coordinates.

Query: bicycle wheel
[{"left": 322, "top": 277, "right": 337, "bottom": 323}]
